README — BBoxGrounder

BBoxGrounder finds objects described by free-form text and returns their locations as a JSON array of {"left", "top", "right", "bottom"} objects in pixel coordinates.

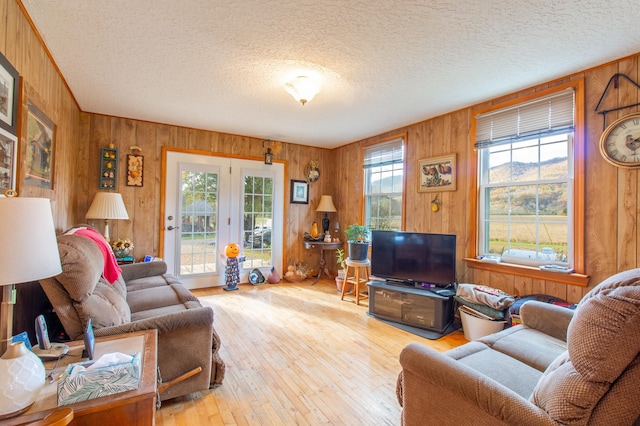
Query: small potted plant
[
  {"left": 345, "top": 224, "right": 370, "bottom": 261},
  {"left": 335, "top": 248, "right": 352, "bottom": 293}
]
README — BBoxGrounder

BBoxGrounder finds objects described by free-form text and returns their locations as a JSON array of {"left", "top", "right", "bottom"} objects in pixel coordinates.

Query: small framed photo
[
  {"left": 290, "top": 179, "right": 309, "bottom": 204},
  {"left": 418, "top": 154, "right": 456, "bottom": 192},
  {"left": 126, "top": 154, "right": 144, "bottom": 186},
  {"left": 0, "top": 52, "right": 19, "bottom": 135},
  {"left": 0, "top": 128, "right": 18, "bottom": 193},
  {"left": 25, "top": 102, "right": 56, "bottom": 190}
]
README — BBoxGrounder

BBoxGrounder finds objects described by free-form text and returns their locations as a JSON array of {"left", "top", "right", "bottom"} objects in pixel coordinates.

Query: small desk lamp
[
  {"left": 316, "top": 195, "right": 337, "bottom": 234},
  {"left": 0, "top": 197, "right": 62, "bottom": 418},
  {"left": 86, "top": 192, "right": 129, "bottom": 243}
]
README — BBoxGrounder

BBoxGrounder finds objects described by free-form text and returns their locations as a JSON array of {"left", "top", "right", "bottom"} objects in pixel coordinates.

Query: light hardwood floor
[{"left": 156, "top": 279, "right": 466, "bottom": 425}]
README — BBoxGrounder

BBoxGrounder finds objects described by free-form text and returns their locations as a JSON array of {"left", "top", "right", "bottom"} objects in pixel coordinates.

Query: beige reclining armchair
[
  {"left": 39, "top": 234, "right": 225, "bottom": 401},
  {"left": 398, "top": 269, "right": 640, "bottom": 425}
]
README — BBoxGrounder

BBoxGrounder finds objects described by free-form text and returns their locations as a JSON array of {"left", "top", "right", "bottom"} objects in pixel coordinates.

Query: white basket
[{"left": 459, "top": 307, "right": 506, "bottom": 341}]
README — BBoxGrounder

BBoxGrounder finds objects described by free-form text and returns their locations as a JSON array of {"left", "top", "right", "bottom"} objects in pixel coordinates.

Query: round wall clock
[{"left": 599, "top": 112, "right": 640, "bottom": 168}]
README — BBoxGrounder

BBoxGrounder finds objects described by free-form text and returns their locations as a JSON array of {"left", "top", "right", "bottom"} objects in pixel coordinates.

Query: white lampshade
[
  {"left": 0, "top": 197, "right": 57, "bottom": 418},
  {"left": 285, "top": 76, "right": 320, "bottom": 105},
  {"left": 316, "top": 195, "right": 337, "bottom": 213},
  {"left": 86, "top": 192, "right": 129, "bottom": 242},
  {"left": 86, "top": 192, "right": 129, "bottom": 220},
  {"left": 0, "top": 342, "right": 45, "bottom": 418},
  {"left": 0, "top": 197, "right": 62, "bottom": 285}
]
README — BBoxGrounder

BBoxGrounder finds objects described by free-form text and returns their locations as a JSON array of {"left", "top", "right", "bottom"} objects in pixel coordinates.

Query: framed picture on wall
[
  {"left": 0, "top": 128, "right": 18, "bottom": 194},
  {"left": 418, "top": 154, "right": 456, "bottom": 192},
  {"left": 25, "top": 102, "right": 56, "bottom": 190},
  {"left": 126, "top": 154, "right": 144, "bottom": 186},
  {"left": 0, "top": 52, "right": 19, "bottom": 135},
  {"left": 290, "top": 179, "right": 309, "bottom": 204}
]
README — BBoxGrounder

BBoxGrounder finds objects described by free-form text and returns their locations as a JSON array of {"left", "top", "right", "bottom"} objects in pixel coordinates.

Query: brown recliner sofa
[
  {"left": 39, "top": 233, "right": 225, "bottom": 401},
  {"left": 397, "top": 269, "right": 640, "bottom": 425}
]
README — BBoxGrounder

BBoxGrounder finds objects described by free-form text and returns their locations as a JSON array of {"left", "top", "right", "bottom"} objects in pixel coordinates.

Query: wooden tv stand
[{"left": 367, "top": 280, "right": 455, "bottom": 334}]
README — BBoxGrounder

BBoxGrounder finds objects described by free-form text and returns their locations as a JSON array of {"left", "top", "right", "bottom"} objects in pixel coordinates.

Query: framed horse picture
[{"left": 418, "top": 154, "right": 456, "bottom": 192}]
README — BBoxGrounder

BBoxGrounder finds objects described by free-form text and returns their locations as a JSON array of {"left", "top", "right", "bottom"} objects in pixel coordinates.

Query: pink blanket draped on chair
[{"left": 66, "top": 227, "right": 122, "bottom": 284}]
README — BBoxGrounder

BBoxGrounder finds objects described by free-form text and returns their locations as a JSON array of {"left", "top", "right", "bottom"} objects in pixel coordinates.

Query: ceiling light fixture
[{"left": 285, "top": 76, "right": 320, "bottom": 106}]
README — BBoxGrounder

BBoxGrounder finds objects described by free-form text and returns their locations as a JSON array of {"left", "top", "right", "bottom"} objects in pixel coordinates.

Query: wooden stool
[{"left": 341, "top": 258, "right": 370, "bottom": 305}]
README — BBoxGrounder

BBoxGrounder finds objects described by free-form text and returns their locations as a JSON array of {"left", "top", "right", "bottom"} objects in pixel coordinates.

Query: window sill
[{"left": 463, "top": 258, "right": 590, "bottom": 287}]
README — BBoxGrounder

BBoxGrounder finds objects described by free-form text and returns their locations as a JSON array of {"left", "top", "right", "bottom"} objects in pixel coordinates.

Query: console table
[
  {"left": 303, "top": 240, "right": 343, "bottom": 284},
  {"left": 5, "top": 330, "right": 158, "bottom": 426}
]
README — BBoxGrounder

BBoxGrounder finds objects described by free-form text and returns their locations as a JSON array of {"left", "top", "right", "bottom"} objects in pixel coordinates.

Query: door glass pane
[
  {"left": 244, "top": 175, "right": 273, "bottom": 268},
  {"left": 180, "top": 170, "right": 218, "bottom": 275}
]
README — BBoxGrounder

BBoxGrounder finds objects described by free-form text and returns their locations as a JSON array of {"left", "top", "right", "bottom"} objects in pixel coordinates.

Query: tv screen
[{"left": 371, "top": 230, "right": 456, "bottom": 286}]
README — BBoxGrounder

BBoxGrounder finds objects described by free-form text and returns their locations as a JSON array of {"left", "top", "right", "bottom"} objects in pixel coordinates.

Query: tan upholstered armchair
[
  {"left": 39, "top": 233, "right": 225, "bottom": 401},
  {"left": 397, "top": 269, "right": 640, "bottom": 425}
]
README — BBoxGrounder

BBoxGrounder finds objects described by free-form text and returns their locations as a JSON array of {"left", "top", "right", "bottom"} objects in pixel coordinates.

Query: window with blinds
[
  {"left": 363, "top": 136, "right": 404, "bottom": 231},
  {"left": 475, "top": 88, "right": 576, "bottom": 267}
]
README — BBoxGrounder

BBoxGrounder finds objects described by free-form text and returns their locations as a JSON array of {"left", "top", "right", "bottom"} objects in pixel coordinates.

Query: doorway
[{"left": 163, "top": 150, "right": 284, "bottom": 289}]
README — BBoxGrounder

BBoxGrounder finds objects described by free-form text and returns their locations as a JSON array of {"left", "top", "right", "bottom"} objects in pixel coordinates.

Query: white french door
[{"left": 163, "top": 150, "right": 284, "bottom": 289}]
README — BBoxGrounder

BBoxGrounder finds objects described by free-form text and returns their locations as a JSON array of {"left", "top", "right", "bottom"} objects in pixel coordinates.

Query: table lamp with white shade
[
  {"left": 86, "top": 192, "right": 129, "bottom": 243},
  {"left": 0, "top": 197, "right": 62, "bottom": 418}
]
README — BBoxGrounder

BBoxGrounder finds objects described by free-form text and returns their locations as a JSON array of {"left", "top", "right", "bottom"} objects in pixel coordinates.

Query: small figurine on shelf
[{"left": 222, "top": 243, "right": 244, "bottom": 291}]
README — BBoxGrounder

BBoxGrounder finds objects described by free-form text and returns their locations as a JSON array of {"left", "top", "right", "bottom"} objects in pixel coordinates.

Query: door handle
[{"left": 167, "top": 225, "right": 179, "bottom": 231}]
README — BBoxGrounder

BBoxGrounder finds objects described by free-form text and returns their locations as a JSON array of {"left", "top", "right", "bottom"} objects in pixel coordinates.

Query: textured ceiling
[{"left": 20, "top": 0, "right": 640, "bottom": 148}]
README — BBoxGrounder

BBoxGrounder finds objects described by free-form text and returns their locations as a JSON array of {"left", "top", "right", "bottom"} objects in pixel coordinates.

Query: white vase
[{"left": 0, "top": 342, "right": 46, "bottom": 419}]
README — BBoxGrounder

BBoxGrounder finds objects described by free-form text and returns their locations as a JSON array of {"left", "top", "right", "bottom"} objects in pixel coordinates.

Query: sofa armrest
[
  {"left": 399, "top": 343, "right": 556, "bottom": 426},
  {"left": 94, "top": 307, "right": 215, "bottom": 400},
  {"left": 94, "top": 306, "right": 213, "bottom": 337},
  {"left": 120, "top": 261, "right": 168, "bottom": 282},
  {"left": 520, "top": 300, "right": 574, "bottom": 342}
]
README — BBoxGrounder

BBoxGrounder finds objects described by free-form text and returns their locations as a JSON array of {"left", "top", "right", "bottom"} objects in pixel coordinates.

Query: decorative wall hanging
[
  {"left": 0, "top": 52, "right": 19, "bottom": 136},
  {"left": 594, "top": 73, "right": 640, "bottom": 129},
  {"left": 290, "top": 179, "right": 309, "bottom": 204},
  {"left": 100, "top": 145, "right": 118, "bottom": 189},
  {"left": 0, "top": 128, "right": 17, "bottom": 193},
  {"left": 126, "top": 145, "right": 143, "bottom": 187},
  {"left": 25, "top": 102, "right": 56, "bottom": 190},
  {"left": 304, "top": 160, "right": 320, "bottom": 184},
  {"left": 418, "top": 154, "right": 456, "bottom": 192}
]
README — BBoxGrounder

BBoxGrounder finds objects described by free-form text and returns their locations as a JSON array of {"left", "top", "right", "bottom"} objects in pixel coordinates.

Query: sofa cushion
[
  {"left": 75, "top": 277, "right": 132, "bottom": 329},
  {"left": 569, "top": 268, "right": 640, "bottom": 382},
  {"left": 445, "top": 341, "right": 543, "bottom": 398},
  {"left": 589, "top": 355, "right": 640, "bottom": 426},
  {"left": 478, "top": 326, "right": 567, "bottom": 372},
  {"left": 54, "top": 234, "right": 131, "bottom": 329},
  {"left": 55, "top": 235, "right": 103, "bottom": 300},
  {"left": 125, "top": 273, "right": 182, "bottom": 292},
  {"left": 130, "top": 300, "right": 202, "bottom": 322},
  {"left": 127, "top": 284, "right": 200, "bottom": 314},
  {"left": 531, "top": 351, "right": 609, "bottom": 424}
]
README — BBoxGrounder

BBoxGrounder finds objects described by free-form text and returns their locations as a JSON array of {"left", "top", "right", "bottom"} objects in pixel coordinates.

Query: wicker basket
[{"left": 283, "top": 274, "right": 309, "bottom": 282}]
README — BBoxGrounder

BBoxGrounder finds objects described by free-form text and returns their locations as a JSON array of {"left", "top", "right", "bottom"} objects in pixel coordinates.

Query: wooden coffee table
[{"left": 5, "top": 330, "right": 158, "bottom": 426}]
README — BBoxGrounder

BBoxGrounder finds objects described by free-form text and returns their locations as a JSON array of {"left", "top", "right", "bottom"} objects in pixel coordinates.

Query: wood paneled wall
[
  {"left": 79, "top": 114, "right": 333, "bottom": 269},
  {"left": 1, "top": 0, "right": 81, "bottom": 231},
  {"left": 6, "top": 0, "right": 640, "bottom": 303},
  {"left": 333, "top": 54, "right": 640, "bottom": 303}
]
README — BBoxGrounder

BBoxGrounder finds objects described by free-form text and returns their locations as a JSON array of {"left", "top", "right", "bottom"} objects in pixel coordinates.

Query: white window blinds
[
  {"left": 363, "top": 137, "right": 404, "bottom": 169},
  {"left": 475, "top": 89, "right": 574, "bottom": 150}
]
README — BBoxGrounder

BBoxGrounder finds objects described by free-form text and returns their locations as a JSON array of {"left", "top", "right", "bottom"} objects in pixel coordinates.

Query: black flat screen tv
[{"left": 371, "top": 230, "right": 456, "bottom": 286}]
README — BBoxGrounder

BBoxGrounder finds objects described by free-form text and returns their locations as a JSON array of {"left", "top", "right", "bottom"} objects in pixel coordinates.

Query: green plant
[
  {"left": 345, "top": 224, "right": 369, "bottom": 243},
  {"left": 336, "top": 248, "right": 346, "bottom": 269}
]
